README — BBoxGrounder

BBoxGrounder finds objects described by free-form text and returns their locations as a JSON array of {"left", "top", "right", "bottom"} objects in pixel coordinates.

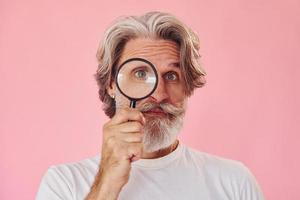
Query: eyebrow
[{"left": 169, "top": 62, "right": 180, "bottom": 68}]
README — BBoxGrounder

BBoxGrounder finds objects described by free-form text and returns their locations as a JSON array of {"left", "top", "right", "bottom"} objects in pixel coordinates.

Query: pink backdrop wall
[{"left": 1, "top": 0, "right": 299, "bottom": 199}]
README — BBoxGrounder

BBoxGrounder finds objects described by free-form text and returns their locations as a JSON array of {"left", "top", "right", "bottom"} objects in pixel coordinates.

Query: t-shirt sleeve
[
  {"left": 36, "top": 166, "right": 73, "bottom": 200},
  {"left": 239, "top": 164, "right": 265, "bottom": 200}
]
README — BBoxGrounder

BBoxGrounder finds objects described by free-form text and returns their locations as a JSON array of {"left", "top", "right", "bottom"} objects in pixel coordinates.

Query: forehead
[{"left": 119, "top": 38, "right": 180, "bottom": 67}]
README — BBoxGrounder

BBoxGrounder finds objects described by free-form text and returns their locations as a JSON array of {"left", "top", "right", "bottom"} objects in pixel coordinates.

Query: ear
[{"left": 106, "top": 81, "right": 116, "bottom": 99}]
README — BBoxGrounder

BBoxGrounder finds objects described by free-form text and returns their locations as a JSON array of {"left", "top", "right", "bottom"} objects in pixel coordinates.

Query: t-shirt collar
[{"left": 131, "top": 140, "right": 184, "bottom": 169}]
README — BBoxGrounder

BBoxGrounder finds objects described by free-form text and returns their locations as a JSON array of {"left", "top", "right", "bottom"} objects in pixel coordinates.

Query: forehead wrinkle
[
  {"left": 119, "top": 39, "right": 181, "bottom": 67},
  {"left": 123, "top": 46, "right": 179, "bottom": 60},
  {"left": 126, "top": 51, "right": 179, "bottom": 60}
]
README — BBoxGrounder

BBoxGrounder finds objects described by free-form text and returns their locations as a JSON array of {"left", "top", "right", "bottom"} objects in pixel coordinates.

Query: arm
[{"left": 85, "top": 107, "right": 145, "bottom": 200}]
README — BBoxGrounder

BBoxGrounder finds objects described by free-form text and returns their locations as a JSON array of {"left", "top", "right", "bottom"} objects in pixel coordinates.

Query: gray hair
[{"left": 94, "top": 11, "right": 207, "bottom": 118}]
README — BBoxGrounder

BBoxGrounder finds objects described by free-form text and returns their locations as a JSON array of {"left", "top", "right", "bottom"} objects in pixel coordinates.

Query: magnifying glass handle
[
  {"left": 130, "top": 100, "right": 136, "bottom": 108},
  {"left": 129, "top": 100, "right": 138, "bottom": 162}
]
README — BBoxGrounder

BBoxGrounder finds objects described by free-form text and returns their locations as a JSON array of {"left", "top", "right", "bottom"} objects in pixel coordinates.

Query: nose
[{"left": 150, "top": 77, "right": 168, "bottom": 103}]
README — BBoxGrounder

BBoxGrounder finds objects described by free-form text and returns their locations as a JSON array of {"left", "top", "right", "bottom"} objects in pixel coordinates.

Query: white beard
[
  {"left": 114, "top": 89, "right": 186, "bottom": 153},
  {"left": 142, "top": 114, "right": 184, "bottom": 152}
]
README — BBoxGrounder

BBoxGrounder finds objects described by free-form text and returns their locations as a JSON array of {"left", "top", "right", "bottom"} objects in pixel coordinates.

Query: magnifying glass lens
[{"left": 117, "top": 60, "right": 157, "bottom": 99}]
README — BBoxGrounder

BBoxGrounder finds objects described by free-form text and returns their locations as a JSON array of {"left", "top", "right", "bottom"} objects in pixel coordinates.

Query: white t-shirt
[{"left": 36, "top": 141, "right": 264, "bottom": 200}]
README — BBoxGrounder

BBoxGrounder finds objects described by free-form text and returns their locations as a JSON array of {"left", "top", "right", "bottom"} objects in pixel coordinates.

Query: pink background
[{"left": 1, "top": 0, "right": 299, "bottom": 199}]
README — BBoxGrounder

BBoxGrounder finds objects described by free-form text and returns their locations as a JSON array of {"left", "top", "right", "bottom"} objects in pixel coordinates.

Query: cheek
[
  {"left": 115, "top": 90, "right": 131, "bottom": 107},
  {"left": 166, "top": 83, "right": 186, "bottom": 103}
]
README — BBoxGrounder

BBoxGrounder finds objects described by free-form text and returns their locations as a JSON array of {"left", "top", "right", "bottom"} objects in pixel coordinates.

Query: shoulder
[
  {"left": 36, "top": 155, "right": 100, "bottom": 200},
  {"left": 49, "top": 155, "right": 100, "bottom": 176},
  {"left": 183, "top": 145, "right": 248, "bottom": 175},
  {"left": 44, "top": 155, "right": 100, "bottom": 184},
  {"left": 182, "top": 145, "right": 264, "bottom": 199},
  {"left": 184, "top": 145, "right": 250, "bottom": 177}
]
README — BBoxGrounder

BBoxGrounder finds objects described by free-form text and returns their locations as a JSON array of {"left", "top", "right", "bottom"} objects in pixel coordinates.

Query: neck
[{"left": 141, "top": 139, "right": 179, "bottom": 159}]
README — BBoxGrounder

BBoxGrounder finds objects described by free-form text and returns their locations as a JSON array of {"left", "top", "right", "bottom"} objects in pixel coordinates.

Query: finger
[
  {"left": 127, "top": 143, "right": 143, "bottom": 160},
  {"left": 102, "top": 116, "right": 144, "bottom": 142},
  {"left": 118, "top": 132, "right": 143, "bottom": 143},
  {"left": 110, "top": 107, "right": 145, "bottom": 125},
  {"left": 117, "top": 121, "right": 144, "bottom": 133}
]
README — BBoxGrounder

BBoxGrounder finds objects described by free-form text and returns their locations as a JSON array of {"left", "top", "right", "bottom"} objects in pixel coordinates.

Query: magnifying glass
[{"left": 116, "top": 58, "right": 158, "bottom": 108}]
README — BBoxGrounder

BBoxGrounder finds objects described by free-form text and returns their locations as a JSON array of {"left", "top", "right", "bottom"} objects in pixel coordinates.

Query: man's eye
[
  {"left": 165, "top": 72, "right": 178, "bottom": 81},
  {"left": 134, "top": 70, "right": 147, "bottom": 79}
]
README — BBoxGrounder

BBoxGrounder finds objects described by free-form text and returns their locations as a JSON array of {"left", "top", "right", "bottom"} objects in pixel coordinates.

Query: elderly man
[{"left": 36, "top": 11, "right": 264, "bottom": 200}]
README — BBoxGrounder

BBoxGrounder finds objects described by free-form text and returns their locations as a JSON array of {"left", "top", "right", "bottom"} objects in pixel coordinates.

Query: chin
[{"left": 142, "top": 108, "right": 184, "bottom": 153}]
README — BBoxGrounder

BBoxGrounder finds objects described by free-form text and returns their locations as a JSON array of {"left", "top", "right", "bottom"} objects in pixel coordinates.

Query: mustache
[{"left": 138, "top": 101, "right": 186, "bottom": 116}]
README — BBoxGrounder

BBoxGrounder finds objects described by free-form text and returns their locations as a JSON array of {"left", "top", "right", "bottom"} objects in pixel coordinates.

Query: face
[{"left": 108, "top": 38, "right": 188, "bottom": 152}]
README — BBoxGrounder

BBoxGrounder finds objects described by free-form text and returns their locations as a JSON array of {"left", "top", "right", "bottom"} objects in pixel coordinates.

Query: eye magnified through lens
[{"left": 116, "top": 58, "right": 158, "bottom": 108}]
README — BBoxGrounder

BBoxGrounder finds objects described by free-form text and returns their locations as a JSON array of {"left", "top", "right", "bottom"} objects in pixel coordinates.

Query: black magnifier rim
[{"left": 115, "top": 57, "right": 158, "bottom": 101}]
